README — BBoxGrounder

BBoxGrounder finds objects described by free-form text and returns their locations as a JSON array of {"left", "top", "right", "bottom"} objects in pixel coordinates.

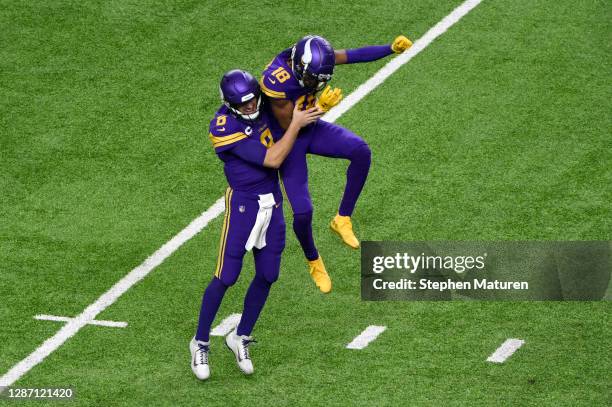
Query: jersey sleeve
[
  {"left": 260, "top": 69, "right": 289, "bottom": 100},
  {"left": 227, "top": 138, "right": 267, "bottom": 167},
  {"left": 208, "top": 114, "right": 249, "bottom": 153},
  {"left": 260, "top": 50, "right": 308, "bottom": 103}
]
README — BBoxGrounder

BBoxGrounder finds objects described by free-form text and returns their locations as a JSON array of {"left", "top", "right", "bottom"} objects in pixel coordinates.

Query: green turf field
[{"left": 1, "top": 0, "right": 610, "bottom": 405}]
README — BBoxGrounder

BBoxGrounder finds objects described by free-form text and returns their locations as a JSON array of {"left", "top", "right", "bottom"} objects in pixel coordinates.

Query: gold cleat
[
  {"left": 330, "top": 214, "right": 360, "bottom": 249},
  {"left": 308, "top": 256, "right": 332, "bottom": 293}
]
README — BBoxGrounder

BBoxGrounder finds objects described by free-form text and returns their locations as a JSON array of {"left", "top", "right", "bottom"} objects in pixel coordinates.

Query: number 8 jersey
[{"left": 208, "top": 105, "right": 281, "bottom": 197}]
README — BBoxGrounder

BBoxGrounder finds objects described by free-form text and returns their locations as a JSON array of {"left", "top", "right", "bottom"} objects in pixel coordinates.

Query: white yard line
[
  {"left": 210, "top": 313, "right": 242, "bottom": 336},
  {"left": 346, "top": 326, "right": 387, "bottom": 350},
  {"left": 0, "top": 196, "right": 225, "bottom": 388},
  {"left": 324, "top": 0, "right": 483, "bottom": 123},
  {"left": 0, "top": 0, "right": 483, "bottom": 389},
  {"left": 34, "top": 314, "right": 128, "bottom": 328},
  {"left": 487, "top": 338, "right": 525, "bottom": 363}
]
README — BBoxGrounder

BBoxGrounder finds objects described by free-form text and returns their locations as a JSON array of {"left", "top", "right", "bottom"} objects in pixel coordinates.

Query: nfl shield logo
[{"left": 239, "top": 205, "right": 245, "bottom": 213}]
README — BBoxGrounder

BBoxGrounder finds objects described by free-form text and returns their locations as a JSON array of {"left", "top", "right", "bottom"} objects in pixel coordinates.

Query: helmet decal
[
  {"left": 240, "top": 93, "right": 255, "bottom": 103},
  {"left": 291, "top": 35, "right": 335, "bottom": 91},
  {"left": 302, "top": 37, "right": 314, "bottom": 64}
]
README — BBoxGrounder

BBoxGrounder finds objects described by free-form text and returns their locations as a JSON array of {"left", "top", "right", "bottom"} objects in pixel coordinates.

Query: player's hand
[
  {"left": 391, "top": 35, "right": 412, "bottom": 53},
  {"left": 291, "top": 105, "right": 324, "bottom": 128},
  {"left": 316, "top": 85, "right": 343, "bottom": 112}
]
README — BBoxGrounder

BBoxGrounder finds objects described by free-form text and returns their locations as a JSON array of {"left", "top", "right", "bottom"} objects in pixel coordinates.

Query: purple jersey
[
  {"left": 260, "top": 48, "right": 317, "bottom": 111},
  {"left": 208, "top": 106, "right": 280, "bottom": 196}
]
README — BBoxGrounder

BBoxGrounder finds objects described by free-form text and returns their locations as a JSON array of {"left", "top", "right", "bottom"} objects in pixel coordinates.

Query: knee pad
[
  {"left": 219, "top": 273, "right": 239, "bottom": 287},
  {"left": 211, "top": 276, "right": 230, "bottom": 289},
  {"left": 256, "top": 269, "right": 277, "bottom": 286},
  {"left": 350, "top": 143, "right": 372, "bottom": 164},
  {"left": 217, "top": 253, "right": 243, "bottom": 287},
  {"left": 288, "top": 196, "right": 313, "bottom": 215},
  {"left": 263, "top": 270, "right": 279, "bottom": 285},
  {"left": 293, "top": 211, "right": 313, "bottom": 229}
]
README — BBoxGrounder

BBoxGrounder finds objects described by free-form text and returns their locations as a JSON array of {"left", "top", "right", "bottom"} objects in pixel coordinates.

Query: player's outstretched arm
[
  {"left": 334, "top": 35, "right": 412, "bottom": 65},
  {"left": 263, "top": 105, "right": 323, "bottom": 168}
]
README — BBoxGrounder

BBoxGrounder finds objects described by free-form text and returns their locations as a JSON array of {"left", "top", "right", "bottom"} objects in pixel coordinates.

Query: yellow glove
[
  {"left": 316, "top": 85, "right": 343, "bottom": 112},
  {"left": 391, "top": 35, "right": 412, "bottom": 54}
]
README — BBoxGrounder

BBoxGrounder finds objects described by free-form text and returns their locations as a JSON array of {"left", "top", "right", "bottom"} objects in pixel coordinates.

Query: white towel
[{"left": 245, "top": 193, "right": 276, "bottom": 251}]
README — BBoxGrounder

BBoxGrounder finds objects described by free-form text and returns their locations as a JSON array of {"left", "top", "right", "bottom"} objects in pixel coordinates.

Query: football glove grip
[
  {"left": 316, "top": 86, "right": 343, "bottom": 112},
  {"left": 391, "top": 35, "right": 412, "bottom": 54}
]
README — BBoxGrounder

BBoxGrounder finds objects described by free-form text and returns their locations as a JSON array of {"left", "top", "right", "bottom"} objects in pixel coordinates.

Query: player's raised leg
[
  {"left": 308, "top": 120, "right": 371, "bottom": 249},
  {"left": 280, "top": 135, "right": 332, "bottom": 293}
]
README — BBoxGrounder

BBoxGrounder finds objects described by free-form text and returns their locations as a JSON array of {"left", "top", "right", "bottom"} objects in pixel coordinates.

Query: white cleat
[
  {"left": 225, "top": 330, "right": 255, "bottom": 375},
  {"left": 189, "top": 337, "right": 210, "bottom": 380}
]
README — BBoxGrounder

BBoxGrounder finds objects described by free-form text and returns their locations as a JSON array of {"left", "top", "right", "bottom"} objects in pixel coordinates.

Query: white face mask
[
  {"left": 237, "top": 108, "right": 260, "bottom": 121},
  {"left": 227, "top": 96, "right": 261, "bottom": 121}
]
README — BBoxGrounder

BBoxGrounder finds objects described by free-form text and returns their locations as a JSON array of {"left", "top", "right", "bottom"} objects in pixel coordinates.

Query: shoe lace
[
  {"left": 196, "top": 344, "right": 209, "bottom": 365},
  {"left": 241, "top": 338, "right": 257, "bottom": 360}
]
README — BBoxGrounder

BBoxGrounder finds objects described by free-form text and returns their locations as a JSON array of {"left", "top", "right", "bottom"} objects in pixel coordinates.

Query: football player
[
  {"left": 261, "top": 34, "right": 412, "bottom": 293},
  {"left": 191, "top": 69, "right": 322, "bottom": 380}
]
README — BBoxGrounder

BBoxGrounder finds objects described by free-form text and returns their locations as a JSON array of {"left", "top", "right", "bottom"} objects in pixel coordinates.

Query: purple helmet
[
  {"left": 291, "top": 35, "right": 335, "bottom": 91},
  {"left": 219, "top": 69, "right": 261, "bottom": 121}
]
